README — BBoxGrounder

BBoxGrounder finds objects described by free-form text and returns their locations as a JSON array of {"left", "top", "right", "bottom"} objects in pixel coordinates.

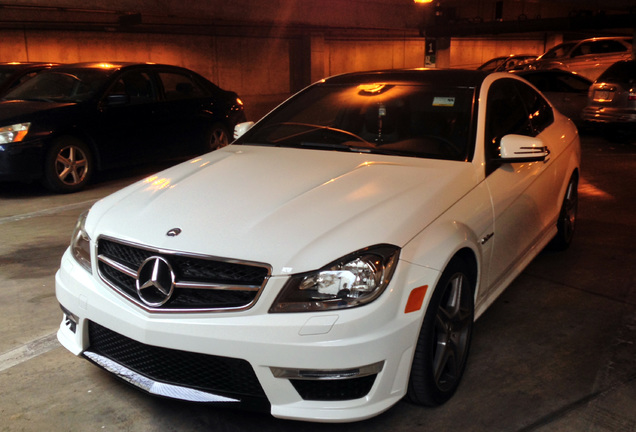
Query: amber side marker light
[{"left": 405, "top": 285, "right": 428, "bottom": 313}]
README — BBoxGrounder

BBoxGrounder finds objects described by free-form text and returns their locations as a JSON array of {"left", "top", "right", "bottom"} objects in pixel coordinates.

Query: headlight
[
  {"left": 0, "top": 123, "right": 30, "bottom": 144},
  {"left": 270, "top": 244, "right": 400, "bottom": 313},
  {"left": 70, "top": 211, "right": 92, "bottom": 274}
]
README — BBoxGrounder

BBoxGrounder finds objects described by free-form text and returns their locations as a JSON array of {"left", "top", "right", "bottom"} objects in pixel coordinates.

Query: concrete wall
[{"left": 0, "top": 26, "right": 546, "bottom": 119}]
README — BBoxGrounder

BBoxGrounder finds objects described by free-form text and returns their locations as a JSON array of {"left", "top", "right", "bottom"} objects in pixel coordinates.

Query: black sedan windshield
[
  {"left": 236, "top": 83, "right": 476, "bottom": 161},
  {"left": 3, "top": 69, "right": 110, "bottom": 102}
]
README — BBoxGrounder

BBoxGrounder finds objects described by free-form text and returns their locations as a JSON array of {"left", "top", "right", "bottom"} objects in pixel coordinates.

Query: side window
[
  {"left": 571, "top": 42, "right": 593, "bottom": 57},
  {"left": 159, "top": 72, "right": 207, "bottom": 101},
  {"left": 109, "top": 71, "right": 156, "bottom": 105},
  {"left": 514, "top": 81, "right": 554, "bottom": 135},
  {"left": 592, "top": 40, "right": 629, "bottom": 55},
  {"left": 485, "top": 79, "right": 532, "bottom": 155}
]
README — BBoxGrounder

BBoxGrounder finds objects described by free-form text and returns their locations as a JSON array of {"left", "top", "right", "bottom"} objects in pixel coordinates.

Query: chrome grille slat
[{"left": 96, "top": 237, "right": 270, "bottom": 312}]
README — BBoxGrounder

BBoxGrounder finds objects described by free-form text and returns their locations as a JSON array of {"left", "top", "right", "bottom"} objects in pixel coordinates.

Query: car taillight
[{"left": 629, "top": 90, "right": 636, "bottom": 101}]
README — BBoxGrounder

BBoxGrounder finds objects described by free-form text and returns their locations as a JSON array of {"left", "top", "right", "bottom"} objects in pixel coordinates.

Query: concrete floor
[{"left": 1, "top": 132, "right": 635, "bottom": 432}]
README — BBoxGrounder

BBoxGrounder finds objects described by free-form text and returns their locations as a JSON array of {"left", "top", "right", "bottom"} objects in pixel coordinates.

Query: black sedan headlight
[
  {"left": 0, "top": 122, "right": 30, "bottom": 144},
  {"left": 270, "top": 245, "right": 400, "bottom": 313},
  {"left": 70, "top": 211, "right": 92, "bottom": 274}
]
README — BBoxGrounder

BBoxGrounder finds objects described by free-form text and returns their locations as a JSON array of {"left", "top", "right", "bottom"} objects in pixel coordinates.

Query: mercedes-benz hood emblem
[{"left": 167, "top": 228, "right": 182, "bottom": 237}]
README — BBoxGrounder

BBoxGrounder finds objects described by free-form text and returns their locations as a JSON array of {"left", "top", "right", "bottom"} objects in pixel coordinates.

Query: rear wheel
[
  {"left": 549, "top": 173, "right": 578, "bottom": 250},
  {"left": 42, "top": 137, "right": 93, "bottom": 193},
  {"left": 206, "top": 123, "right": 231, "bottom": 151},
  {"left": 407, "top": 258, "right": 474, "bottom": 406}
]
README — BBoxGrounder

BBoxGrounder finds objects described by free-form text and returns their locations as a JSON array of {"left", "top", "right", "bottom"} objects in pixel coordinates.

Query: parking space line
[
  {"left": 0, "top": 332, "right": 59, "bottom": 373},
  {"left": 0, "top": 200, "right": 98, "bottom": 225}
]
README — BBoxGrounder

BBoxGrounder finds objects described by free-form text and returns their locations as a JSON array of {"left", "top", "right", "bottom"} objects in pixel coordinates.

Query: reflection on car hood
[
  {"left": 89, "top": 145, "right": 477, "bottom": 274},
  {"left": 0, "top": 99, "right": 76, "bottom": 121}
]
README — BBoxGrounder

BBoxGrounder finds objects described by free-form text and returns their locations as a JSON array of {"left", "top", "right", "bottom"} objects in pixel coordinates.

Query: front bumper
[
  {"left": 0, "top": 139, "right": 45, "bottom": 181},
  {"left": 55, "top": 248, "right": 439, "bottom": 422}
]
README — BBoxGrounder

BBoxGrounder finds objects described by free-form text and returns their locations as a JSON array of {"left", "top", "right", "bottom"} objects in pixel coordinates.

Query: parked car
[
  {"left": 0, "top": 62, "right": 245, "bottom": 192},
  {"left": 56, "top": 69, "right": 580, "bottom": 422},
  {"left": 0, "top": 62, "right": 58, "bottom": 97},
  {"left": 514, "top": 69, "right": 592, "bottom": 125},
  {"left": 477, "top": 54, "right": 537, "bottom": 72},
  {"left": 583, "top": 60, "right": 636, "bottom": 131},
  {"left": 528, "top": 37, "right": 633, "bottom": 81}
]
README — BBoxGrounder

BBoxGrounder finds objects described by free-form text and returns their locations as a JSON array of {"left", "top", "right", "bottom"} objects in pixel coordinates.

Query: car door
[
  {"left": 483, "top": 78, "right": 560, "bottom": 289},
  {"left": 153, "top": 70, "right": 216, "bottom": 158},
  {"left": 96, "top": 70, "right": 164, "bottom": 168}
]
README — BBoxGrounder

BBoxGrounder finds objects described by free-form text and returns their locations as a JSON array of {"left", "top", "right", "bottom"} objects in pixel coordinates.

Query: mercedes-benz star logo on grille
[{"left": 136, "top": 256, "right": 175, "bottom": 307}]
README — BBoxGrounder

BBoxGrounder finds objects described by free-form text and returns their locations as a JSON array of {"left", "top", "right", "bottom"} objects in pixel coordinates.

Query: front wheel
[
  {"left": 407, "top": 258, "right": 474, "bottom": 406},
  {"left": 42, "top": 137, "right": 93, "bottom": 193}
]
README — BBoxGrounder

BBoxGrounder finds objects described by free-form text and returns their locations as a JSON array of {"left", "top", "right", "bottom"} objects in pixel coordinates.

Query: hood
[
  {"left": 0, "top": 100, "right": 77, "bottom": 123},
  {"left": 88, "top": 145, "right": 478, "bottom": 275}
]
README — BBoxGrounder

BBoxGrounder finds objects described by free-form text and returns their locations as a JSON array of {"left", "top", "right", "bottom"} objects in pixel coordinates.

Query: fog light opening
[{"left": 60, "top": 305, "right": 78, "bottom": 333}]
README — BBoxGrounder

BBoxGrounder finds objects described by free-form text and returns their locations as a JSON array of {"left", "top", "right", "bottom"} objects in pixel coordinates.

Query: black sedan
[{"left": 0, "top": 62, "right": 246, "bottom": 192}]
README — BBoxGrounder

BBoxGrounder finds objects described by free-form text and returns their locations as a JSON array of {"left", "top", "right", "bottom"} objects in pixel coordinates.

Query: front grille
[
  {"left": 86, "top": 321, "right": 269, "bottom": 411},
  {"left": 290, "top": 375, "right": 377, "bottom": 401},
  {"left": 97, "top": 237, "right": 270, "bottom": 312}
]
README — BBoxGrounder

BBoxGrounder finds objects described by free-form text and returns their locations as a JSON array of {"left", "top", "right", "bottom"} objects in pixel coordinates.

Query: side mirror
[
  {"left": 105, "top": 94, "right": 130, "bottom": 107},
  {"left": 233, "top": 121, "right": 255, "bottom": 140},
  {"left": 499, "top": 134, "right": 550, "bottom": 162}
]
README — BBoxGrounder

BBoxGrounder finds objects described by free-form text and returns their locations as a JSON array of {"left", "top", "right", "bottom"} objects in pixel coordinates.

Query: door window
[
  {"left": 110, "top": 71, "right": 157, "bottom": 105},
  {"left": 159, "top": 72, "right": 207, "bottom": 101}
]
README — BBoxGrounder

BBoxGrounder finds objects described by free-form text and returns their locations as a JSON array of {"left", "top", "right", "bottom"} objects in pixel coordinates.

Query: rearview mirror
[
  {"left": 233, "top": 121, "right": 255, "bottom": 140},
  {"left": 499, "top": 134, "right": 550, "bottom": 162}
]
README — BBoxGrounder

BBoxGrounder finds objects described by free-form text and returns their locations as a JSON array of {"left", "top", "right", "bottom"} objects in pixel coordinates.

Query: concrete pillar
[
  {"left": 308, "top": 33, "right": 326, "bottom": 84},
  {"left": 289, "top": 32, "right": 326, "bottom": 92},
  {"left": 436, "top": 37, "right": 451, "bottom": 68}
]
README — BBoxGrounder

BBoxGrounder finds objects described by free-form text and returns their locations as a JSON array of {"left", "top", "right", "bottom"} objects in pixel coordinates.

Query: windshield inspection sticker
[{"left": 433, "top": 97, "right": 455, "bottom": 107}]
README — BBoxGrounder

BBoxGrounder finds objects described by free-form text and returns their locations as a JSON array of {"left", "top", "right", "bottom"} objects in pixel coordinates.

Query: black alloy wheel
[{"left": 407, "top": 257, "right": 474, "bottom": 406}]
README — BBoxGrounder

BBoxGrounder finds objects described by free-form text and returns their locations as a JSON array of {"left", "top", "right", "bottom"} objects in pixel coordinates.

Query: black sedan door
[{"left": 96, "top": 70, "right": 166, "bottom": 168}]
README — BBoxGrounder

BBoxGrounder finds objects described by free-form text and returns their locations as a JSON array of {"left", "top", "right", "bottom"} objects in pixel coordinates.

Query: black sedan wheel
[
  {"left": 43, "top": 137, "right": 93, "bottom": 193},
  {"left": 207, "top": 123, "right": 231, "bottom": 150},
  {"left": 407, "top": 257, "right": 474, "bottom": 406}
]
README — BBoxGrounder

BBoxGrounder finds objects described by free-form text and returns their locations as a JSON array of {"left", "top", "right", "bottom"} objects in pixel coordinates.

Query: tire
[
  {"left": 407, "top": 257, "right": 474, "bottom": 406},
  {"left": 206, "top": 123, "right": 231, "bottom": 151},
  {"left": 549, "top": 173, "right": 578, "bottom": 251},
  {"left": 42, "top": 137, "right": 93, "bottom": 193}
]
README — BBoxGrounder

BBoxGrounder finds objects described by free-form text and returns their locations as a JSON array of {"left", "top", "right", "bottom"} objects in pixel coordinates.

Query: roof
[{"left": 322, "top": 68, "right": 490, "bottom": 87}]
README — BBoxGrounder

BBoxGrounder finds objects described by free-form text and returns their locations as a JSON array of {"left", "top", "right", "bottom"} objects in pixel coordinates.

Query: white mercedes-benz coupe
[{"left": 56, "top": 69, "right": 580, "bottom": 422}]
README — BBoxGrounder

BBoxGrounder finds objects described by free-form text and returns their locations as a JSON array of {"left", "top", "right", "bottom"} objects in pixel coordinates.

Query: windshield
[
  {"left": 0, "top": 66, "right": 22, "bottom": 84},
  {"left": 236, "top": 83, "right": 476, "bottom": 161},
  {"left": 539, "top": 42, "right": 576, "bottom": 60},
  {"left": 3, "top": 69, "right": 111, "bottom": 102}
]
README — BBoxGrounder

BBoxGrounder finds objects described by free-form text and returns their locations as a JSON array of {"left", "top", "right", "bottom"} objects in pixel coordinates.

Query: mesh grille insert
[{"left": 86, "top": 321, "right": 269, "bottom": 411}]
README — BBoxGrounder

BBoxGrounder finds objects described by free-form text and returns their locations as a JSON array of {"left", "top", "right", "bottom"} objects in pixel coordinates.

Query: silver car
[
  {"left": 529, "top": 37, "right": 633, "bottom": 81},
  {"left": 583, "top": 60, "right": 636, "bottom": 130}
]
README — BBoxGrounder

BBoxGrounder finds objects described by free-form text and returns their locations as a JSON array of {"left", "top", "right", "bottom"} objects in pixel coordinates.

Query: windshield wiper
[{"left": 297, "top": 141, "right": 372, "bottom": 152}]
